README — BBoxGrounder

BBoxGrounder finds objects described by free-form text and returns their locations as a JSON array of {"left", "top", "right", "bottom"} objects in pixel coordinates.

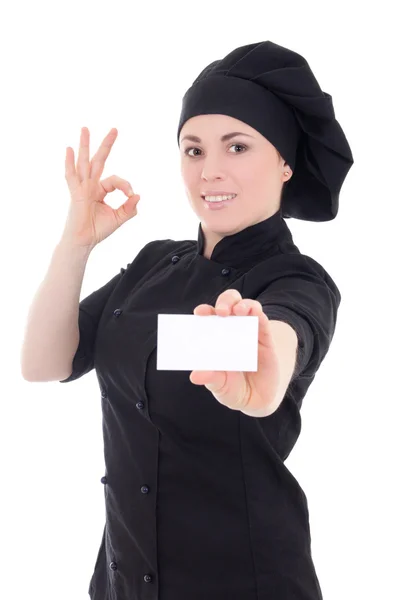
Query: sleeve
[
  {"left": 256, "top": 259, "right": 341, "bottom": 381},
  {"left": 58, "top": 264, "right": 130, "bottom": 384}
]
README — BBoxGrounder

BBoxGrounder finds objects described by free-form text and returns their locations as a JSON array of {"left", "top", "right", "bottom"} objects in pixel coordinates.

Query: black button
[
  {"left": 144, "top": 574, "right": 153, "bottom": 583},
  {"left": 101, "top": 476, "right": 108, "bottom": 484},
  {"left": 101, "top": 390, "right": 107, "bottom": 398},
  {"left": 113, "top": 309, "right": 122, "bottom": 317},
  {"left": 171, "top": 255, "right": 180, "bottom": 263},
  {"left": 110, "top": 562, "right": 117, "bottom": 571},
  {"left": 136, "top": 401, "right": 144, "bottom": 410},
  {"left": 221, "top": 268, "right": 230, "bottom": 276},
  {"left": 141, "top": 485, "right": 149, "bottom": 494}
]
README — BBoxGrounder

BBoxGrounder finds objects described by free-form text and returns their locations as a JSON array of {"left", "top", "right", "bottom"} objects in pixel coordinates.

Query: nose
[{"left": 201, "top": 162, "right": 226, "bottom": 182}]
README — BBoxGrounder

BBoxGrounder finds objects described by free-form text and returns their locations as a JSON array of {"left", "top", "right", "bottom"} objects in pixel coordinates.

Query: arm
[
  {"left": 20, "top": 238, "right": 93, "bottom": 381},
  {"left": 241, "top": 256, "right": 341, "bottom": 417},
  {"left": 240, "top": 320, "right": 298, "bottom": 417}
]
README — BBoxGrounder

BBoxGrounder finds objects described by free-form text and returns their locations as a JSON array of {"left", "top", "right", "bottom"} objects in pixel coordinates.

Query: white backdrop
[{"left": 2, "top": 0, "right": 399, "bottom": 598}]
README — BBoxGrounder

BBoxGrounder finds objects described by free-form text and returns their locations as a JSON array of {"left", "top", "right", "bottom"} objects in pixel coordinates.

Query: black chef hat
[{"left": 177, "top": 40, "right": 354, "bottom": 222}]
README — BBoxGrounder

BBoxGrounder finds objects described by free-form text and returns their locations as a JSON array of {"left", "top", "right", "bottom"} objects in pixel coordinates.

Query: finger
[
  {"left": 193, "top": 304, "right": 215, "bottom": 315},
  {"left": 232, "top": 300, "right": 252, "bottom": 314},
  {"left": 114, "top": 193, "right": 141, "bottom": 224},
  {"left": 77, "top": 127, "right": 90, "bottom": 182},
  {"left": 215, "top": 289, "right": 243, "bottom": 312},
  {"left": 65, "top": 146, "right": 79, "bottom": 192},
  {"left": 239, "top": 300, "right": 275, "bottom": 348},
  {"left": 189, "top": 370, "right": 217, "bottom": 385},
  {"left": 232, "top": 299, "right": 264, "bottom": 320},
  {"left": 100, "top": 174, "right": 135, "bottom": 196},
  {"left": 190, "top": 371, "right": 227, "bottom": 398},
  {"left": 91, "top": 128, "right": 119, "bottom": 181},
  {"left": 237, "top": 299, "right": 263, "bottom": 314}
]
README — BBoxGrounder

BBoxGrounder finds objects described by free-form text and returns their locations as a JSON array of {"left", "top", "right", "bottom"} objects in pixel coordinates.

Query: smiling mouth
[{"left": 201, "top": 194, "right": 238, "bottom": 201}]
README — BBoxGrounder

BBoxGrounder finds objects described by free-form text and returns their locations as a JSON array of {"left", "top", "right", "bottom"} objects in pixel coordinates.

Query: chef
[{"left": 60, "top": 39, "right": 353, "bottom": 600}]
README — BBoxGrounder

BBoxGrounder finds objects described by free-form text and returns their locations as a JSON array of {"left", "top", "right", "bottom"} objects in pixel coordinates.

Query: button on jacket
[{"left": 60, "top": 210, "right": 340, "bottom": 600}]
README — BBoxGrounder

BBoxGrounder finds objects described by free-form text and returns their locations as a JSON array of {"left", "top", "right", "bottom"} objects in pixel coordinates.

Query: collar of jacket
[{"left": 196, "top": 208, "right": 292, "bottom": 268}]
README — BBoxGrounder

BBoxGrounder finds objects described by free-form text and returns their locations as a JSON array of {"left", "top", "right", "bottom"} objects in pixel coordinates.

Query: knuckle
[{"left": 244, "top": 299, "right": 257, "bottom": 309}]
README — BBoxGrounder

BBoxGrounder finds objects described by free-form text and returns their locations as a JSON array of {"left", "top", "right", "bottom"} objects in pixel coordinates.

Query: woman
[{"left": 22, "top": 40, "right": 353, "bottom": 599}]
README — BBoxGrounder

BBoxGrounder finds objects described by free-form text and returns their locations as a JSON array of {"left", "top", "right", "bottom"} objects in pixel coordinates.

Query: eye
[
  {"left": 184, "top": 143, "right": 247, "bottom": 157},
  {"left": 228, "top": 143, "right": 247, "bottom": 154}
]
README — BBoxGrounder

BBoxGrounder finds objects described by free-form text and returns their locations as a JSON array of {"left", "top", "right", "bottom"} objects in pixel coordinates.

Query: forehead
[
  {"left": 179, "top": 115, "right": 258, "bottom": 145},
  {"left": 180, "top": 114, "right": 254, "bottom": 135}
]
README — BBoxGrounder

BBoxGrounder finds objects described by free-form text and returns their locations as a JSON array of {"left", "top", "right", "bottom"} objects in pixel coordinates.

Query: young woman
[{"left": 22, "top": 40, "right": 353, "bottom": 600}]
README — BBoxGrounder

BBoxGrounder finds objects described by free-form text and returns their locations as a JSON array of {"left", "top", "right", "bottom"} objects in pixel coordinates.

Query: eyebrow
[{"left": 179, "top": 131, "right": 255, "bottom": 145}]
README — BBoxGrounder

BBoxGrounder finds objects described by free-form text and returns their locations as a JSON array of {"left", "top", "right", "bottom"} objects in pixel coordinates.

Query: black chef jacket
[{"left": 59, "top": 209, "right": 340, "bottom": 600}]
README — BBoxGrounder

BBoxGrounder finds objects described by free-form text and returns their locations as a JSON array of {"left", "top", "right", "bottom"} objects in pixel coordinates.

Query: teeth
[{"left": 204, "top": 194, "right": 236, "bottom": 202}]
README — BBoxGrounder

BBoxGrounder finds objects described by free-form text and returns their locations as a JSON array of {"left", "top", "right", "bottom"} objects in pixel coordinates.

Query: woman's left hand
[{"left": 189, "top": 289, "right": 282, "bottom": 414}]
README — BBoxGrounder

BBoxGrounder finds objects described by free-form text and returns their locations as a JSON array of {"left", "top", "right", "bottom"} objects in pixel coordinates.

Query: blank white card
[{"left": 157, "top": 314, "right": 259, "bottom": 372}]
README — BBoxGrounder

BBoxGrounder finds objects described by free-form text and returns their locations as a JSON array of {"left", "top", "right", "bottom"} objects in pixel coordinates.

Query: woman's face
[{"left": 179, "top": 114, "right": 292, "bottom": 258}]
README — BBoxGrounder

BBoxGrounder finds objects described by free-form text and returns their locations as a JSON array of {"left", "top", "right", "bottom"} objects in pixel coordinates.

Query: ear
[{"left": 283, "top": 163, "right": 292, "bottom": 179}]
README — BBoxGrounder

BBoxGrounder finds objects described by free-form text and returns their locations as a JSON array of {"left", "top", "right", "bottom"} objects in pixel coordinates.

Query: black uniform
[{"left": 60, "top": 209, "right": 340, "bottom": 600}]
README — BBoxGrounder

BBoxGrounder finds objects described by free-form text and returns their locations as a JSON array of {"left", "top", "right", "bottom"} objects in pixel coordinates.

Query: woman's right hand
[{"left": 63, "top": 127, "right": 141, "bottom": 249}]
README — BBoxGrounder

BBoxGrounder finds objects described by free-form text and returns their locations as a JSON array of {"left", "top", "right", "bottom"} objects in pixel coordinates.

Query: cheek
[
  {"left": 180, "top": 160, "right": 194, "bottom": 176},
  {"left": 236, "top": 161, "right": 264, "bottom": 188},
  {"left": 181, "top": 164, "right": 201, "bottom": 191},
  {"left": 245, "top": 159, "right": 275, "bottom": 185}
]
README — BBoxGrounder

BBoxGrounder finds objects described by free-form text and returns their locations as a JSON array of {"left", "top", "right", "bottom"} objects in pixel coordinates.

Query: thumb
[
  {"left": 190, "top": 371, "right": 224, "bottom": 391},
  {"left": 116, "top": 193, "right": 140, "bottom": 223}
]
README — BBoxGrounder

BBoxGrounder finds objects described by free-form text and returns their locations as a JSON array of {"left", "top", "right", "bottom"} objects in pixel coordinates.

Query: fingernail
[{"left": 128, "top": 187, "right": 134, "bottom": 196}]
